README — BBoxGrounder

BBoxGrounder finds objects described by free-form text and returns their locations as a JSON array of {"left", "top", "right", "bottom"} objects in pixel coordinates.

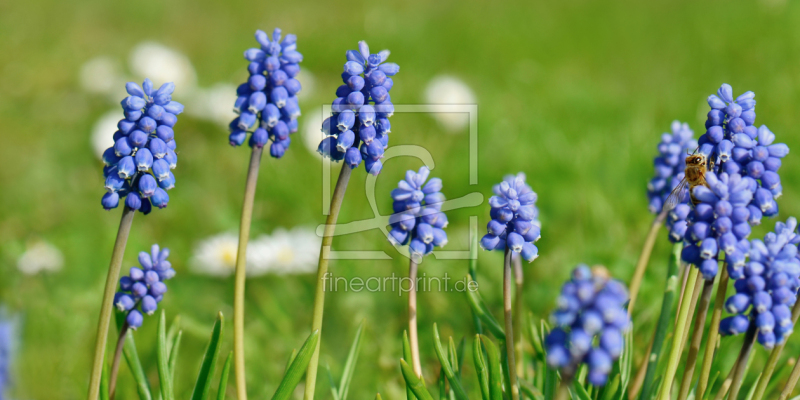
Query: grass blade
[
  {"left": 570, "top": 380, "right": 592, "bottom": 400},
  {"left": 217, "top": 352, "right": 233, "bottom": 400},
  {"left": 432, "top": 324, "right": 469, "bottom": 400},
  {"left": 481, "top": 335, "right": 504, "bottom": 400},
  {"left": 115, "top": 312, "right": 153, "bottom": 400},
  {"left": 326, "top": 363, "right": 341, "bottom": 400},
  {"left": 166, "top": 315, "right": 181, "bottom": 357},
  {"left": 156, "top": 311, "right": 174, "bottom": 400},
  {"left": 286, "top": 349, "right": 298, "bottom": 374},
  {"left": 270, "top": 330, "right": 320, "bottom": 400},
  {"left": 400, "top": 359, "right": 435, "bottom": 400},
  {"left": 376, "top": 394, "right": 383, "bottom": 400},
  {"left": 190, "top": 312, "right": 224, "bottom": 400},
  {"left": 473, "top": 335, "right": 490, "bottom": 400},
  {"left": 466, "top": 275, "right": 506, "bottom": 340},
  {"left": 338, "top": 320, "right": 365, "bottom": 400},
  {"left": 168, "top": 331, "right": 183, "bottom": 385},
  {"left": 403, "top": 331, "right": 418, "bottom": 400}
]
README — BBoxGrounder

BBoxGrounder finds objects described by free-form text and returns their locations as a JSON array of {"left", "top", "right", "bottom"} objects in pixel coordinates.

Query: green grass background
[{"left": 2, "top": 0, "right": 800, "bottom": 398}]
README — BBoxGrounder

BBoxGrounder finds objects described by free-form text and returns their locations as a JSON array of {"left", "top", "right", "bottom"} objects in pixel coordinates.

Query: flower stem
[
  {"left": 753, "top": 300, "right": 800, "bottom": 400},
  {"left": 87, "top": 206, "right": 135, "bottom": 400},
  {"left": 513, "top": 254, "right": 524, "bottom": 379},
  {"left": 408, "top": 259, "right": 423, "bottom": 378},
  {"left": 657, "top": 266, "right": 699, "bottom": 400},
  {"left": 678, "top": 274, "right": 705, "bottom": 356},
  {"left": 779, "top": 353, "right": 800, "bottom": 400},
  {"left": 696, "top": 266, "right": 729, "bottom": 398},
  {"left": 716, "top": 321, "right": 756, "bottom": 400},
  {"left": 233, "top": 146, "right": 264, "bottom": 400},
  {"left": 503, "top": 248, "right": 520, "bottom": 400},
  {"left": 108, "top": 322, "right": 129, "bottom": 400},
  {"left": 469, "top": 224, "right": 482, "bottom": 335},
  {"left": 636, "top": 242, "right": 682, "bottom": 400},
  {"left": 628, "top": 210, "right": 668, "bottom": 318},
  {"left": 676, "top": 277, "right": 715, "bottom": 400},
  {"left": 303, "top": 163, "right": 352, "bottom": 400}
]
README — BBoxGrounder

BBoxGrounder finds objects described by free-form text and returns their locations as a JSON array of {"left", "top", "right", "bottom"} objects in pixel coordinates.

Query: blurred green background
[{"left": 3, "top": 0, "right": 800, "bottom": 398}]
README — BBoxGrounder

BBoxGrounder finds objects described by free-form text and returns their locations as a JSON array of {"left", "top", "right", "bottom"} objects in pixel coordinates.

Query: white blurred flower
[
  {"left": 423, "top": 75, "right": 476, "bottom": 133},
  {"left": 249, "top": 227, "right": 321, "bottom": 275},
  {"left": 189, "top": 233, "right": 245, "bottom": 277},
  {"left": 294, "top": 69, "right": 316, "bottom": 100},
  {"left": 302, "top": 111, "right": 324, "bottom": 157},
  {"left": 17, "top": 241, "right": 63, "bottom": 275},
  {"left": 184, "top": 83, "right": 238, "bottom": 126},
  {"left": 79, "top": 56, "right": 124, "bottom": 96},
  {"left": 91, "top": 110, "right": 122, "bottom": 159},
  {"left": 129, "top": 42, "right": 197, "bottom": 91}
]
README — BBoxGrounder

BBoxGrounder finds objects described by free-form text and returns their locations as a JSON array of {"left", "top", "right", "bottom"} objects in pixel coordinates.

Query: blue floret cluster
[
  {"left": 229, "top": 28, "right": 302, "bottom": 158},
  {"left": 721, "top": 218, "right": 800, "bottom": 349},
  {"left": 545, "top": 265, "right": 630, "bottom": 386},
  {"left": 647, "top": 121, "right": 697, "bottom": 215},
  {"left": 388, "top": 167, "right": 448, "bottom": 261},
  {"left": 317, "top": 41, "right": 399, "bottom": 175},
  {"left": 113, "top": 245, "right": 176, "bottom": 329},
  {"left": 480, "top": 173, "right": 541, "bottom": 262},
  {"left": 101, "top": 79, "right": 181, "bottom": 212}
]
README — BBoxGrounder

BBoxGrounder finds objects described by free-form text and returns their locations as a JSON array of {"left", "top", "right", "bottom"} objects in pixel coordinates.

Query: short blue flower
[
  {"left": 388, "top": 167, "right": 447, "bottom": 261},
  {"left": 647, "top": 121, "right": 698, "bottom": 216},
  {"left": 114, "top": 244, "right": 176, "bottom": 329},
  {"left": 101, "top": 79, "right": 181, "bottom": 212},
  {"left": 0, "top": 310, "right": 18, "bottom": 399},
  {"left": 480, "top": 173, "right": 541, "bottom": 262},
  {"left": 545, "top": 265, "right": 630, "bottom": 385},
  {"left": 317, "top": 41, "right": 399, "bottom": 175},
  {"left": 720, "top": 218, "right": 800, "bottom": 349},
  {"left": 229, "top": 28, "right": 302, "bottom": 159}
]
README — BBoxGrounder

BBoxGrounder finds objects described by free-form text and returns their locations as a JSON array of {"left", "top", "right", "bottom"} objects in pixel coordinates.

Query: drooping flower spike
[
  {"left": 720, "top": 218, "right": 800, "bottom": 349},
  {"left": 480, "top": 173, "right": 541, "bottom": 262},
  {"left": 229, "top": 28, "right": 303, "bottom": 158},
  {"left": 101, "top": 80, "right": 182, "bottom": 211},
  {"left": 647, "top": 121, "right": 698, "bottom": 216},
  {"left": 545, "top": 265, "right": 630, "bottom": 386},
  {"left": 113, "top": 244, "right": 176, "bottom": 329},
  {"left": 317, "top": 40, "right": 399, "bottom": 175},
  {"left": 388, "top": 167, "right": 448, "bottom": 261}
]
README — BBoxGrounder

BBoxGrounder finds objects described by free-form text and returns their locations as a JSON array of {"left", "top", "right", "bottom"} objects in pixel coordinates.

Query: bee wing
[{"left": 664, "top": 178, "right": 689, "bottom": 211}]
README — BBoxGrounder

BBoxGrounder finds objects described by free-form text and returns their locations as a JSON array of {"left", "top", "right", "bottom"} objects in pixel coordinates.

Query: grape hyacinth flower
[
  {"left": 680, "top": 172, "right": 754, "bottom": 280},
  {"left": 720, "top": 218, "right": 800, "bottom": 349},
  {"left": 101, "top": 79, "right": 181, "bottom": 212},
  {"left": 229, "top": 28, "right": 302, "bottom": 158},
  {"left": 388, "top": 167, "right": 448, "bottom": 261},
  {"left": 647, "top": 121, "right": 698, "bottom": 216},
  {"left": 317, "top": 40, "right": 399, "bottom": 175},
  {"left": 546, "top": 265, "right": 630, "bottom": 386},
  {"left": 113, "top": 244, "right": 175, "bottom": 329},
  {"left": 0, "top": 310, "right": 18, "bottom": 400},
  {"left": 480, "top": 173, "right": 541, "bottom": 262}
]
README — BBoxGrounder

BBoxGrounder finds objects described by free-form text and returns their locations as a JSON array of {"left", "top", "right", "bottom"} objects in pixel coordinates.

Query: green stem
[
  {"left": 408, "top": 259, "right": 423, "bottom": 378},
  {"left": 87, "top": 206, "right": 135, "bottom": 400},
  {"left": 779, "top": 353, "right": 800, "bottom": 400},
  {"left": 657, "top": 266, "right": 699, "bottom": 400},
  {"left": 628, "top": 210, "right": 668, "bottom": 317},
  {"left": 233, "top": 146, "right": 263, "bottom": 400},
  {"left": 503, "top": 248, "right": 520, "bottom": 400},
  {"left": 718, "top": 321, "right": 757, "bottom": 400},
  {"left": 753, "top": 300, "right": 800, "bottom": 400},
  {"left": 108, "top": 322, "right": 130, "bottom": 400},
  {"left": 696, "top": 266, "right": 729, "bottom": 398},
  {"left": 676, "top": 278, "right": 715, "bottom": 400},
  {"left": 637, "top": 242, "right": 682, "bottom": 400},
  {"left": 303, "top": 163, "right": 353, "bottom": 400},
  {"left": 468, "top": 225, "right": 482, "bottom": 335},
  {"left": 513, "top": 254, "right": 524, "bottom": 379}
]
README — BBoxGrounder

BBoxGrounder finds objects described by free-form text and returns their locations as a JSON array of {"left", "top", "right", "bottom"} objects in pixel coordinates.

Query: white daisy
[
  {"left": 184, "top": 83, "right": 238, "bottom": 127},
  {"left": 129, "top": 42, "right": 197, "bottom": 92},
  {"left": 17, "top": 240, "right": 63, "bottom": 275},
  {"left": 302, "top": 111, "right": 324, "bottom": 157},
  {"left": 189, "top": 233, "right": 249, "bottom": 277},
  {"left": 250, "top": 227, "right": 321, "bottom": 275},
  {"left": 90, "top": 109, "right": 124, "bottom": 160},
  {"left": 79, "top": 56, "right": 124, "bottom": 96},
  {"left": 423, "top": 75, "right": 476, "bottom": 133}
]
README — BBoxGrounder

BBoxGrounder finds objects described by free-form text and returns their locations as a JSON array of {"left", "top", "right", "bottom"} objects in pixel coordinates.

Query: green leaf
[
  {"left": 115, "top": 313, "right": 152, "bottom": 400},
  {"left": 376, "top": 394, "right": 383, "bottom": 400},
  {"left": 528, "top": 314, "right": 544, "bottom": 360},
  {"left": 100, "top": 357, "right": 110, "bottom": 400},
  {"left": 744, "top": 373, "right": 760, "bottom": 400},
  {"left": 166, "top": 314, "right": 181, "bottom": 357},
  {"left": 519, "top": 380, "right": 545, "bottom": 400},
  {"left": 338, "top": 320, "right": 365, "bottom": 400},
  {"left": 439, "top": 367, "right": 447, "bottom": 400},
  {"left": 270, "top": 330, "right": 320, "bottom": 400},
  {"left": 570, "top": 379, "right": 592, "bottom": 400},
  {"left": 456, "top": 337, "right": 466, "bottom": 377},
  {"left": 285, "top": 349, "right": 298, "bottom": 374},
  {"left": 190, "top": 312, "right": 224, "bottom": 400},
  {"left": 600, "top": 374, "right": 619, "bottom": 400},
  {"left": 481, "top": 335, "right": 504, "bottom": 400},
  {"left": 432, "top": 324, "right": 469, "bottom": 400},
  {"left": 216, "top": 352, "right": 233, "bottom": 400},
  {"left": 400, "top": 359, "right": 435, "bottom": 400},
  {"left": 469, "top": 224, "right": 483, "bottom": 336},
  {"left": 403, "top": 331, "right": 418, "bottom": 400},
  {"left": 156, "top": 311, "right": 174, "bottom": 400},
  {"left": 168, "top": 331, "right": 183, "bottom": 385},
  {"left": 465, "top": 276, "right": 506, "bottom": 340},
  {"left": 326, "top": 363, "right": 341, "bottom": 400},
  {"left": 473, "top": 335, "right": 490, "bottom": 400}
]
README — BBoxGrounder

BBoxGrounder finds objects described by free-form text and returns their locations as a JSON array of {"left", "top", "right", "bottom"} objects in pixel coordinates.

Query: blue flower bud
[
  {"left": 134, "top": 148, "right": 153, "bottom": 171},
  {"left": 126, "top": 309, "right": 144, "bottom": 329},
  {"left": 165, "top": 150, "right": 177, "bottom": 169},
  {"left": 138, "top": 174, "right": 157, "bottom": 198},
  {"left": 158, "top": 173, "right": 175, "bottom": 190},
  {"left": 148, "top": 138, "right": 167, "bottom": 159},
  {"left": 114, "top": 293, "right": 135, "bottom": 311},
  {"left": 141, "top": 295, "right": 158, "bottom": 315},
  {"left": 132, "top": 282, "right": 148, "bottom": 298},
  {"left": 151, "top": 188, "right": 169, "bottom": 209}
]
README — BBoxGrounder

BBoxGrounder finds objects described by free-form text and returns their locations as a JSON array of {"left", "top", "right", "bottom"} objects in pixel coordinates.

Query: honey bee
[{"left": 664, "top": 153, "right": 711, "bottom": 210}]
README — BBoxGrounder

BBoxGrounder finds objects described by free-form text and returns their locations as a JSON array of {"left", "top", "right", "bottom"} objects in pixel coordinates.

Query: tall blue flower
[
  {"left": 681, "top": 172, "right": 754, "bottom": 280},
  {"left": 720, "top": 218, "right": 800, "bottom": 349},
  {"left": 480, "top": 173, "right": 540, "bottom": 262},
  {"left": 647, "top": 121, "right": 698, "bottom": 215},
  {"left": 388, "top": 167, "right": 448, "bottom": 261},
  {"left": 114, "top": 244, "right": 176, "bottom": 329},
  {"left": 545, "top": 265, "right": 630, "bottom": 386},
  {"left": 0, "top": 310, "right": 18, "bottom": 400},
  {"left": 317, "top": 41, "right": 399, "bottom": 175},
  {"left": 228, "top": 28, "right": 302, "bottom": 159},
  {"left": 102, "top": 79, "right": 182, "bottom": 212}
]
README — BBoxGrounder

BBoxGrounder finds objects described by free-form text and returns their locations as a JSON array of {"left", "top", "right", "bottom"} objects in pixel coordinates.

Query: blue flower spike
[
  {"left": 480, "top": 172, "right": 541, "bottom": 262},
  {"left": 229, "top": 28, "right": 302, "bottom": 159},
  {"left": 545, "top": 265, "right": 630, "bottom": 385},
  {"left": 647, "top": 121, "right": 698, "bottom": 216},
  {"left": 317, "top": 40, "right": 399, "bottom": 175},
  {"left": 113, "top": 244, "right": 176, "bottom": 329},
  {"left": 101, "top": 79, "right": 181, "bottom": 212},
  {"left": 388, "top": 166, "right": 447, "bottom": 263}
]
